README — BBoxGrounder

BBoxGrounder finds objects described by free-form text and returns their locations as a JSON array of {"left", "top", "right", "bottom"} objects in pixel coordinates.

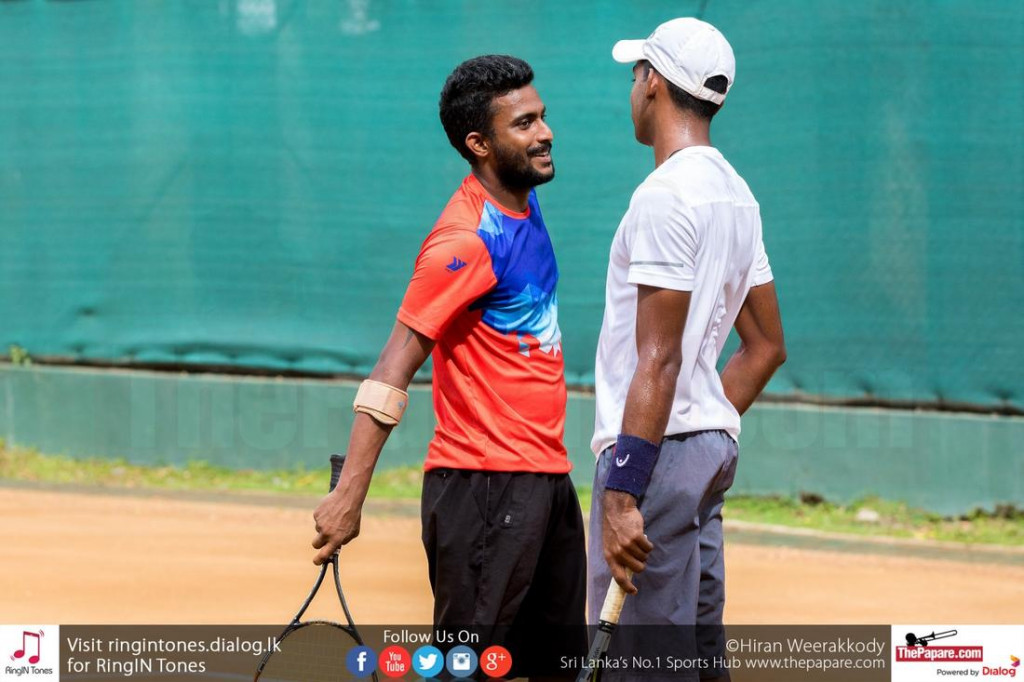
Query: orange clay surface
[{"left": 2, "top": 488, "right": 1022, "bottom": 624}]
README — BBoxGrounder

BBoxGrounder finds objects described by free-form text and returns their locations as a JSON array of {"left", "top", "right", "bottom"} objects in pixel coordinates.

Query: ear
[
  {"left": 643, "top": 69, "right": 660, "bottom": 100},
  {"left": 465, "top": 132, "right": 489, "bottom": 162}
]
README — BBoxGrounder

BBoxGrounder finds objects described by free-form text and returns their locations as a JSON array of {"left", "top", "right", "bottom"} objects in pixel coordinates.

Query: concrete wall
[{"left": 2, "top": 365, "right": 1020, "bottom": 515}]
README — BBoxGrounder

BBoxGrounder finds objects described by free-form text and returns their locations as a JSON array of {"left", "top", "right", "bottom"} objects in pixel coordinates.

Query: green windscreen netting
[{"left": 1, "top": 1, "right": 1021, "bottom": 410}]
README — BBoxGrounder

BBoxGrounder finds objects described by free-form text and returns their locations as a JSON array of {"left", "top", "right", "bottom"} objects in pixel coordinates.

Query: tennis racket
[
  {"left": 255, "top": 454, "right": 376, "bottom": 682},
  {"left": 576, "top": 574, "right": 630, "bottom": 682}
]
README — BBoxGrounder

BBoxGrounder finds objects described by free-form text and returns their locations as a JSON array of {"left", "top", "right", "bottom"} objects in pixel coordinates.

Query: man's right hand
[
  {"left": 311, "top": 489, "right": 363, "bottom": 565},
  {"left": 602, "top": 490, "right": 654, "bottom": 594}
]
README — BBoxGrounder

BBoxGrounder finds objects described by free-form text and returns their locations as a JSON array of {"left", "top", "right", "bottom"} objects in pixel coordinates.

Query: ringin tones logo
[
  {"left": 3, "top": 626, "right": 57, "bottom": 680},
  {"left": 9, "top": 631, "right": 44, "bottom": 666}
]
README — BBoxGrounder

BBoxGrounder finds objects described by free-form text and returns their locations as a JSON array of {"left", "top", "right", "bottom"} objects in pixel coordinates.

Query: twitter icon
[{"left": 412, "top": 645, "right": 444, "bottom": 678}]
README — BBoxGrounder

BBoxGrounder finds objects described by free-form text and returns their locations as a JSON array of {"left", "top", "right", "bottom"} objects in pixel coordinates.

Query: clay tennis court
[{"left": 3, "top": 486, "right": 1022, "bottom": 625}]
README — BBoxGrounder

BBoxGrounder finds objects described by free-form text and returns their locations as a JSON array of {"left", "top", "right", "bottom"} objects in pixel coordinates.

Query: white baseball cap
[{"left": 612, "top": 17, "right": 735, "bottom": 105}]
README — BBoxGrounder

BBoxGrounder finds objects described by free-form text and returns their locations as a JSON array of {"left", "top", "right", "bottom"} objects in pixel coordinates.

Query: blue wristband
[{"left": 604, "top": 434, "right": 660, "bottom": 500}]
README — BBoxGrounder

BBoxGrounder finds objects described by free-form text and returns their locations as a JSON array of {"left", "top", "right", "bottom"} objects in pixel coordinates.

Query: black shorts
[{"left": 421, "top": 469, "right": 588, "bottom": 678}]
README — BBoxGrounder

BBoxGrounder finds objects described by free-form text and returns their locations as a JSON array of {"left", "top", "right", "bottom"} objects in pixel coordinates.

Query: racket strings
[{"left": 256, "top": 622, "right": 360, "bottom": 682}]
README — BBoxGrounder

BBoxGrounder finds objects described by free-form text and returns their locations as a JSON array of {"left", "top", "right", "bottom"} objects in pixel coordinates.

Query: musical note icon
[{"left": 13, "top": 630, "right": 42, "bottom": 665}]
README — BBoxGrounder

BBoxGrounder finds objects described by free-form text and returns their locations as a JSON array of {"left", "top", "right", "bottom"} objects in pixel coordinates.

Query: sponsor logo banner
[{"left": 892, "top": 625, "right": 1024, "bottom": 682}]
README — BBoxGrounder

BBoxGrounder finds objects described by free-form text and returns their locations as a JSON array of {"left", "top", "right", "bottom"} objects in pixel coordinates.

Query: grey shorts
[{"left": 588, "top": 430, "right": 738, "bottom": 678}]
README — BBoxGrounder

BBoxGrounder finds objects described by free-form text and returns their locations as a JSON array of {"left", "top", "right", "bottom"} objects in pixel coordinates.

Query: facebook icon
[{"left": 346, "top": 646, "right": 376, "bottom": 678}]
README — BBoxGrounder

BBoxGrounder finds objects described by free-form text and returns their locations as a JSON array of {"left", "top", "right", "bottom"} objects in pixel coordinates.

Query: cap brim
[{"left": 611, "top": 39, "right": 646, "bottom": 63}]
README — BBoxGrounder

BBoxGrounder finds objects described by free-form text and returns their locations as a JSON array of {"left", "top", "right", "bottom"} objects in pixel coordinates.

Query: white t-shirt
[{"left": 592, "top": 146, "right": 773, "bottom": 455}]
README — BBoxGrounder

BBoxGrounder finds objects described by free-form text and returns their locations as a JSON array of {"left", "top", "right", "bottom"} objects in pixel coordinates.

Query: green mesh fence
[{"left": 1, "top": 1, "right": 1021, "bottom": 411}]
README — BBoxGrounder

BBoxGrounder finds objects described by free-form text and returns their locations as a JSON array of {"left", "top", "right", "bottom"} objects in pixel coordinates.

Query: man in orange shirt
[{"left": 312, "top": 55, "right": 585, "bottom": 675}]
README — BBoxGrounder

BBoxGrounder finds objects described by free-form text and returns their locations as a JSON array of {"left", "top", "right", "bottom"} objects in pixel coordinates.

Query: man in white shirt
[{"left": 591, "top": 17, "right": 787, "bottom": 679}]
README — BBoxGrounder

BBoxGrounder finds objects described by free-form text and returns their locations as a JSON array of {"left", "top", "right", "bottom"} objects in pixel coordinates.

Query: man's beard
[{"left": 492, "top": 140, "right": 555, "bottom": 191}]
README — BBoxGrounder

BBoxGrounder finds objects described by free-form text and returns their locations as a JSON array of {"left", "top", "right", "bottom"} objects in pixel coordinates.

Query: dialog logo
[
  {"left": 982, "top": 656, "right": 1021, "bottom": 677},
  {"left": 446, "top": 645, "right": 478, "bottom": 678},
  {"left": 345, "top": 646, "right": 377, "bottom": 678},
  {"left": 412, "top": 645, "right": 444, "bottom": 678}
]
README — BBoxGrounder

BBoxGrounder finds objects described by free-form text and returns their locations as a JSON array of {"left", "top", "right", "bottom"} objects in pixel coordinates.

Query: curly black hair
[{"left": 439, "top": 55, "right": 535, "bottom": 163}]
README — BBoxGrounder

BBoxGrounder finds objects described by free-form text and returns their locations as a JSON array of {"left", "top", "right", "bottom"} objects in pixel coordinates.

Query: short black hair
[
  {"left": 641, "top": 61, "right": 728, "bottom": 121},
  {"left": 439, "top": 55, "right": 535, "bottom": 163}
]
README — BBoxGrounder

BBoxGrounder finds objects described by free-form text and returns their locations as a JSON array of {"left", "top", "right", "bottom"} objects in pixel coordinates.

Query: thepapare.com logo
[
  {"left": 896, "top": 645, "right": 985, "bottom": 663},
  {"left": 894, "top": 626, "right": 1024, "bottom": 681},
  {"left": 896, "top": 628, "right": 982, "bottom": 663}
]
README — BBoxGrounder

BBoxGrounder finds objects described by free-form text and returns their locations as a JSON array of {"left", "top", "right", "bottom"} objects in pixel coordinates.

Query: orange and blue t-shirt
[{"left": 397, "top": 174, "right": 570, "bottom": 474}]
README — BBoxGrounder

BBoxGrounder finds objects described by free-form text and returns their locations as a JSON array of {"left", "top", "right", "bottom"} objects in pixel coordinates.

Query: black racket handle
[{"left": 329, "top": 454, "right": 346, "bottom": 492}]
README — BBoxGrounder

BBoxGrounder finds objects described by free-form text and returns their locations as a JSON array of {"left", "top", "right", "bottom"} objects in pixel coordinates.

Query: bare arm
[
  {"left": 720, "top": 282, "right": 786, "bottom": 415},
  {"left": 603, "top": 285, "right": 691, "bottom": 593},
  {"left": 620, "top": 286, "right": 691, "bottom": 441},
  {"left": 312, "top": 321, "right": 434, "bottom": 564}
]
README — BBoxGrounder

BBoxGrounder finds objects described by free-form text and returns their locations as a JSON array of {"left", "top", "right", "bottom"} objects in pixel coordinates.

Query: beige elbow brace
[{"left": 353, "top": 380, "right": 409, "bottom": 425}]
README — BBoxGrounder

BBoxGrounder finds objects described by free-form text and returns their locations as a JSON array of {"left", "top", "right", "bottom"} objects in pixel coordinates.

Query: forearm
[
  {"left": 603, "top": 356, "right": 676, "bottom": 592},
  {"left": 720, "top": 344, "right": 784, "bottom": 416},
  {"left": 335, "top": 323, "right": 432, "bottom": 506},
  {"left": 603, "top": 284, "right": 688, "bottom": 590},
  {"left": 334, "top": 413, "right": 393, "bottom": 507},
  {"left": 620, "top": 357, "right": 680, "bottom": 442},
  {"left": 312, "top": 323, "right": 433, "bottom": 563}
]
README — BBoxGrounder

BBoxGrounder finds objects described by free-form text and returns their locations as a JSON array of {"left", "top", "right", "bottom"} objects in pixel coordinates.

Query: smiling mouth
[{"left": 529, "top": 144, "right": 552, "bottom": 159}]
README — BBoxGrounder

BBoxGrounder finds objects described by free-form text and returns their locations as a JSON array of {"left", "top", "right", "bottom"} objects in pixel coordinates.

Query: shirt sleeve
[
  {"left": 751, "top": 232, "right": 774, "bottom": 286},
  {"left": 625, "top": 184, "right": 699, "bottom": 292},
  {"left": 397, "top": 227, "right": 498, "bottom": 340}
]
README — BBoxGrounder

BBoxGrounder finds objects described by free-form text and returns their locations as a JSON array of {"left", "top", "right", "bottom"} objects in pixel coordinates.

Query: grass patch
[
  {"left": 0, "top": 442, "right": 422, "bottom": 498},
  {"left": 2, "top": 442, "right": 1022, "bottom": 546},
  {"left": 725, "top": 494, "right": 1024, "bottom": 546}
]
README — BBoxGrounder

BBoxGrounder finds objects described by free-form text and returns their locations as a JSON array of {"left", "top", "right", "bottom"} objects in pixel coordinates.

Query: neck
[
  {"left": 472, "top": 167, "right": 530, "bottom": 212},
  {"left": 651, "top": 111, "right": 712, "bottom": 167}
]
